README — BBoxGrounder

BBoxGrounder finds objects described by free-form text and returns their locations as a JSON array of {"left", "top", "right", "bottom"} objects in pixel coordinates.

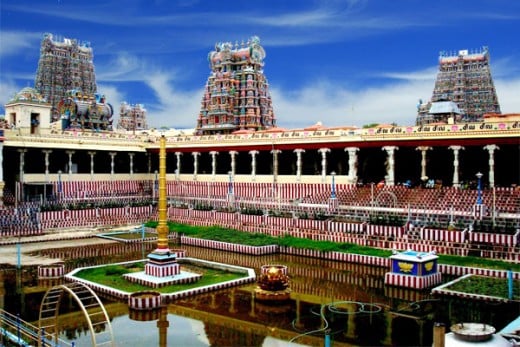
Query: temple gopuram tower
[
  {"left": 196, "top": 36, "right": 276, "bottom": 135},
  {"left": 118, "top": 102, "right": 148, "bottom": 132},
  {"left": 35, "top": 33, "right": 97, "bottom": 122},
  {"left": 416, "top": 47, "right": 501, "bottom": 125}
]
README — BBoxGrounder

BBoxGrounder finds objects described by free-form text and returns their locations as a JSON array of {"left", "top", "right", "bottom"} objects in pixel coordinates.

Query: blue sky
[{"left": 1, "top": 0, "right": 519, "bottom": 130}]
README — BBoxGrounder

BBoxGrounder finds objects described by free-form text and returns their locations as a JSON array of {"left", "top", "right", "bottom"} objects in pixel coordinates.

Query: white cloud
[
  {"left": 142, "top": 74, "right": 202, "bottom": 129},
  {"left": 252, "top": 8, "right": 341, "bottom": 27},
  {"left": 379, "top": 66, "right": 438, "bottom": 81},
  {"left": 96, "top": 54, "right": 142, "bottom": 81},
  {"left": 0, "top": 79, "right": 22, "bottom": 113},
  {"left": 96, "top": 53, "right": 200, "bottom": 129},
  {"left": 141, "top": 71, "right": 520, "bottom": 131},
  {"left": 97, "top": 52, "right": 178, "bottom": 82},
  {"left": 269, "top": 70, "right": 520, "bottom": 130},
  {"left": 270, "top": 79, "right": 432, "bottom": 129},
  {"left": 0, "top": 31, "right": 41, "bottom": 57},
  {"left": 489, "top": 55, "right": 520, "bottom": 79},
  {"left": 495, "top": 78, "right": 520, "bottom": 114}
]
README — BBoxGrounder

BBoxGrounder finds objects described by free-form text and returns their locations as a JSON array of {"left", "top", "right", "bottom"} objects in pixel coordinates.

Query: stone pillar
[
  {"left": 318, "top": 148, "right": 330, "bottom": 183},
  {"left": 271, "top": 149, "right": 281, "bottom": 187},
  {"left": 153, "top": 170, "right": 158, "bottom": 199},
  {"left": 294, "top": 149, "right": 305, "bottom": 182},
  {"left": 416, "top": 146, "right": 432, "bottom": 182},
  {"left": 18, "top": 149, "right": 27, "bottom": 183},
  {"left": 175, "top": 152, "right": 182, "bottom": 180},
  {"left": 128, "top": 153, "right": 135, "bottom": 176},
  {"left": 88, "top": 151, "right": 96, "bottom": 180},
  {"left": 209, "top": 151, "right": 218, "bottom": 180},
  {"left": 65, "top": 150, "right": 75, "bottom": 178},
  {"left": 229, "top": 151, "right": 238, "bottom": 176},
  {"left": 249, "top": 150, "right": 259, "bottom": 181},
  {"left": 449, "top": 145, "right": 464, "bottom": 188},
  {"left": 484, "top": 144, "right": 499, "bottom": 188},
  {"left": 17, "top": 149, "right": 27, "bottom": 204},
  {"left": 57, "top": 170, "right": 63, "bottom": 198},
  {"left": 0, "top": 140, "right": 4, "bottom": 206},
  {"left": 192, "top": 152, "right": 200, "bottom": 180},
  {"left": 382, "top": 146, "right": 398, "bottom": 186},
  {"left": 330, "top": 171, "right": 337, "bottom": 199},
  {"left": 42, "top": 150, "right": 52, "bottom": 182},
  {"left": 227, "top": 170, "right": 235, "bottom": 206},
  {"left": 109, "top": 152, "right": 117, "bottom": 177},
  {"left": 344, "top": 147, "right": 359, "bottom": 184}
]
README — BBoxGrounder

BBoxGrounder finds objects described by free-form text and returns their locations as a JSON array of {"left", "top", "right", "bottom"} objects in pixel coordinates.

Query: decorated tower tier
[
  {"left": 416, "top": 47, "right": 501, "bottom": 125},
  {"left": 118, "top": 102, "right": 148, "bottom": 131},
  {"left": 35, "top": 33, "right": 97, "bottom": 122},
  {"left": 57, "top": 89, "right": 113, "bottom": 131},
  {"left": 196, "top": 36, "right": 276, "bottom": 135}
]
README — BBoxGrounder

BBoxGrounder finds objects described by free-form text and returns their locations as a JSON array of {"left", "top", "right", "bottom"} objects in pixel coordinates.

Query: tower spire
[
  {"left": 417, "top": 47, "right": 501, "bottom": 125},
  {"left": 196, "top": 36, "right": 276, "bottom": 135}
]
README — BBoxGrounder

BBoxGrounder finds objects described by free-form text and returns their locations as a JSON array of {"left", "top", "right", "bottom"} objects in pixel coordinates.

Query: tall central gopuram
[{"left": 195, "top": 36, "right": 276, "bottom": 135}]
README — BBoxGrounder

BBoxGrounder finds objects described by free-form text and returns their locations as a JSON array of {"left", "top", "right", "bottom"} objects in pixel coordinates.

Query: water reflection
[{"left": 1, "top": 243, "right": 518, "bottom": 346}]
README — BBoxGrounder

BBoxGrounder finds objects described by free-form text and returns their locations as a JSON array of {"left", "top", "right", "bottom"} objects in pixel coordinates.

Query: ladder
[{"left": 39, "top": 282, "right": 115, "bottom": 346}]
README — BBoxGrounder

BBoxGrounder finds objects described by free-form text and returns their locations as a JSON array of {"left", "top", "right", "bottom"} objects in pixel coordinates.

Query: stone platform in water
[
  {"left": 124, "top": 270, "right": 201, "bottom": 288},
  {"left": 65, "top": 258, "right": 257, "bottom": 301},
  {"left": 385, "top": 249, "right": 442, "bottom": 289}
]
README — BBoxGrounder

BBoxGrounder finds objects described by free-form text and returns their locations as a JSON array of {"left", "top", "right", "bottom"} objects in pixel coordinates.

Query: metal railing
[{"left": 0, "top": 308, "right": 73, "bottom": 347}]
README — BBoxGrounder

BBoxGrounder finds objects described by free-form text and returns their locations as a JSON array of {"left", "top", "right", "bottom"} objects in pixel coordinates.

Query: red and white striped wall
[
  {"left": 469, "top": 231, "right": 516, "bottom": 246},
  {"left": 384, "top": 273, "right": 442, "bottom": 289},
  {"left": 180, "top": 236, "right": 278, "bottom": 255},
  {"left": 145, "top": 263, "right": 180, "bottom": 277},
  {"left": 38, "top": 264, "right": 64, "bottom": 279},
  {"left": 420, "top": 228, "right": 464, "bottom": 243},
  {"left": 128, "top": 291, "right": 162, "bottom": 310}
]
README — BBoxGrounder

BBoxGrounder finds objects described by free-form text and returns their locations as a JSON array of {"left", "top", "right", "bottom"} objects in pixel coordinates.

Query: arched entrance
[{"left": 39, "top": 282, "right": 114, "bottom": 346}]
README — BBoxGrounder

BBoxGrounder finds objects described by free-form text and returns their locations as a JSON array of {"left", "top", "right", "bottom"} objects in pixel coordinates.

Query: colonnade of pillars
[
  {"left": 14, "top": 144, "right": 500, "bottom": 188},
  {"left": 174, "top": 144, "right": 501, "bottom": 188},
  {"left": 17, "top": 150, "right": 137, "bottom": 182}
]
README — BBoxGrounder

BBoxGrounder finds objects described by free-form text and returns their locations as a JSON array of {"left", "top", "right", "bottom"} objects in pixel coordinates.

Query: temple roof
[
  {"left": 7, "top": 87, "right": 48, "bottom": 104},
  {"left": 429, "top": 101, "right": 461, "bottom": 114}
]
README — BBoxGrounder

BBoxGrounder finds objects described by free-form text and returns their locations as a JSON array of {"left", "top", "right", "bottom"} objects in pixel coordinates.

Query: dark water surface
[{"left": 1, "top": 242, "right": 518, "bottom": 346}]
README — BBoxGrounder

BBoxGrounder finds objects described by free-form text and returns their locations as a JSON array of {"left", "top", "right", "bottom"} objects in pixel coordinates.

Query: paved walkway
[{"left": 0, "top": 227, "right": 125, "bottom": 266}]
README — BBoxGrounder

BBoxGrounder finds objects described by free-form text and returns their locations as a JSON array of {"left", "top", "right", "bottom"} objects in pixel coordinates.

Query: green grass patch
[
  {"left": 144, "top": 220, "right": 520, "bottom": 272},
  {"left": 74, "top": 262, "right": 246, "bottom": 293},
  {"left": 445, "top": 275, "right": 520, "bottom": 300},
  {"left": 437, "top": 254, "right": 520, "bottom": 272}
]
